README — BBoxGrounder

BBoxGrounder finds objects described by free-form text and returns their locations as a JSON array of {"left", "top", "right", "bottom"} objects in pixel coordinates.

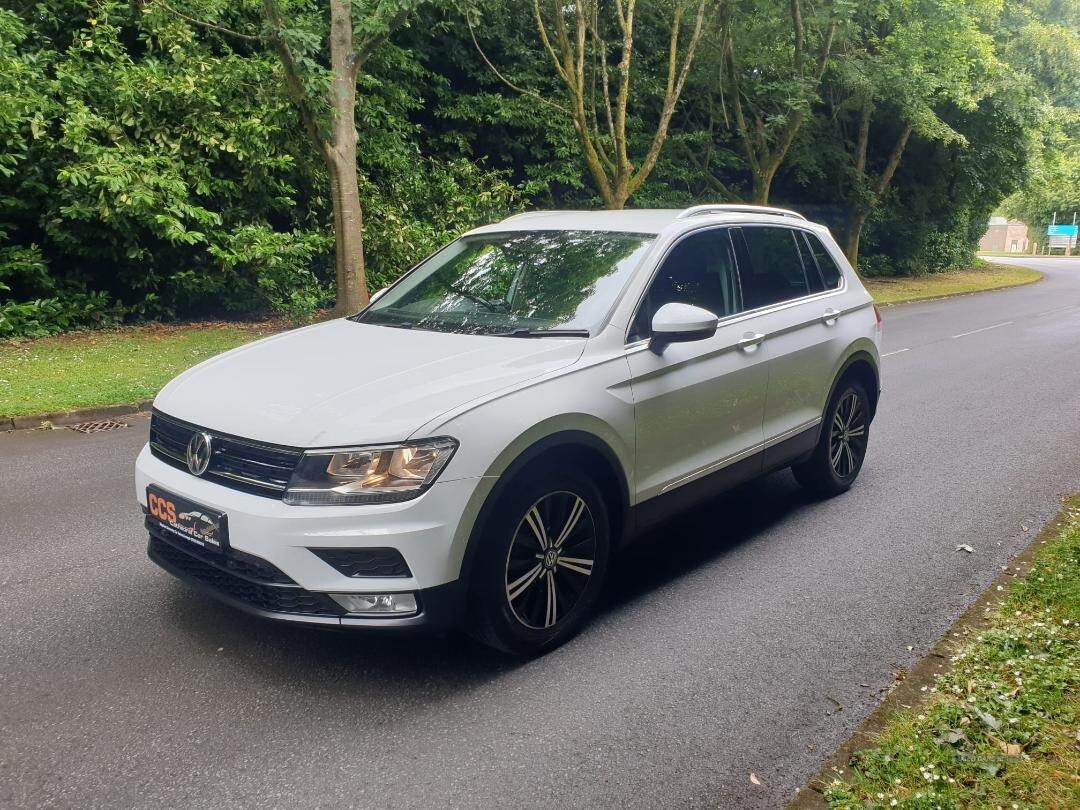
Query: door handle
[
  {"left": 822, "top": 307, "right": 840, "bottom": 326},
  {"left": 736, "top": 332, "right": 765, "bottom": 351}
]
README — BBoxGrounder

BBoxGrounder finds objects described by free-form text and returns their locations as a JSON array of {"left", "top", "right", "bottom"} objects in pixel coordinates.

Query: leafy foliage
[{"left": 0, "top": 0, "right": 1075, "bottom": 337}]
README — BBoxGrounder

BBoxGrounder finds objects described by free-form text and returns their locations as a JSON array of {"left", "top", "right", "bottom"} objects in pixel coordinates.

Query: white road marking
[
  {"left": 1033, "top": 305, "right": 1076, "bottom": 318},
  {"left": 881, "top": 348, "right": 910, "bottom": 357},
  {"left": 951, "top": 321, "right": 1013, "bottom": 339}
]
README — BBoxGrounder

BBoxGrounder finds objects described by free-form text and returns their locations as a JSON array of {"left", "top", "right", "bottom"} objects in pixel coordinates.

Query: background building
[{"left": 979, "top": 216, "right": 1030, "bottom": 252}]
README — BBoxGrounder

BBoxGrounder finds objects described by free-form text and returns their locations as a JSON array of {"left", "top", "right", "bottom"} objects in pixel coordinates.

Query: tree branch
[
  {"left": 354, "top": 8, "right": 409, "bottom": 77},
  {"left": 874, "top": 123, "right": 913, "bottom": 200},
  {"left": 152, "top": 0, "right": 261, "bottom": 42},
  {"left": 631, "top": 0, "right": 708, "bottom": 193},
  {"left": 725, "top": 30, "right": 760, "bottom": 176},
  {"left": 613, "top": 0, "right": 637, "bottom": 175},
  {"left": 262, "top": 0, "right": 328, "bottom": 161},
  {"left": 854, "top": 99, "right": 872, "bottom": 176},
  {"left": 466, "top": 12, "right": 569, "bottom": 113},
  {"left": 790, "top": 0, "right": 804, "bottom": 63},
  {"left": 532, "top": 0, "right": 571, "bottom": 84}
]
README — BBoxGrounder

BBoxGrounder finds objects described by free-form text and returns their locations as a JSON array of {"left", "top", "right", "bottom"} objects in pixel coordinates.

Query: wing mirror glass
[{"left": 649, "top": 302, "right": 719, "bottom": 353}]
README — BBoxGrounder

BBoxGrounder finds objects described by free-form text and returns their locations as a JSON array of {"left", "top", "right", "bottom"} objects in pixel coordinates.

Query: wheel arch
[
  {"left": 829, "top": 348, "right": 880, "bottom": 421},
  {"left": 457, "top": 426, "right": 632, "bottom": 594}
]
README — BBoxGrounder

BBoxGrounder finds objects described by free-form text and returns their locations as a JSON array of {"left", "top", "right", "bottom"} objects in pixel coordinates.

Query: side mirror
[
  {"left": 369, "top": 287, "right": 389, "bottom": 304},
  {"left": 649, "top": 302, "right": 719, "bottom": 354}
]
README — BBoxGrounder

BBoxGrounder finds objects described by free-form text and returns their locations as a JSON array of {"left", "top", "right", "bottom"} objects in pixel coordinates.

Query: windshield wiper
[
  {"left": 446, "top": 284, "right": 507, "bottom": 313},
  {"left": 492, "top": 328, "right": 590, "bottom": 338}
]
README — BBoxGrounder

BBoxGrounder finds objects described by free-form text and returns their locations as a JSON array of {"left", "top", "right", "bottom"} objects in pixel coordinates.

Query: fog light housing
[{"left": 330, "top": 592, "right": 418, "bottom": 616}]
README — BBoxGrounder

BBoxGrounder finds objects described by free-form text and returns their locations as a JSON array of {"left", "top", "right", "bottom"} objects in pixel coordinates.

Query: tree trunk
[
  {"left": 328, "top": 155, "right": 367, "bottom": 314},
  {"left": 842, "top": 210, "right": 869, "bottom": 267},
  {"left": 842, "top": 123, "right": 913, "bottom": 270},
  {"left": 328, "top": 0, "right": 368, "bottom": 315},
  {"left": 750, "top": 166, "right": 775, "bottom": 204}
]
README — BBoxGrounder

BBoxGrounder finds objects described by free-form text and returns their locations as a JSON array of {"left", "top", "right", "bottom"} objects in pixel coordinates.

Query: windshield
[{"left": 355, "top": 230, "right": 655, "bottom": 336}]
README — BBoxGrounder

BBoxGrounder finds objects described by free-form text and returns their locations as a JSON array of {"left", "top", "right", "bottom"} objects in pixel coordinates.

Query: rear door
[
  {"left": 626, "top": 228, "right": 769, "bottom": 502},
  {"left": 732, "top": 226, "right": 849, "bottom": 453}
]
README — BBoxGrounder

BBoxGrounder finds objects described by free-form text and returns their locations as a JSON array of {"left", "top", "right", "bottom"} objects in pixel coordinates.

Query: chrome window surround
[{"left": 622, "top": 222, "right": 852, "bottom": 347}]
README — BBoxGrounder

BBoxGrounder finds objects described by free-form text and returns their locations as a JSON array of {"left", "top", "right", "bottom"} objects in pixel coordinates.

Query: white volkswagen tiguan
[{"left": 137, "top": 205, "right": 882, "bottom": 655}]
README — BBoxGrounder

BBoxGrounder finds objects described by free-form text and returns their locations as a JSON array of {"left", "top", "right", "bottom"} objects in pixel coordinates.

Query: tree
[
  {"left": 826, "top": 0, "right": 997, "bottom": 265},
  {"left": 154, "top": 0, "right": 423, "bottom": 314},
  {"left": 468, "top": 0, "right": 710, "bottom": 210},
  {"left": 723, "top": 0, "right": 841, "bottom": 203},
  {"left": 998, "top": 0, "right": 1080, "bottom": 248}
]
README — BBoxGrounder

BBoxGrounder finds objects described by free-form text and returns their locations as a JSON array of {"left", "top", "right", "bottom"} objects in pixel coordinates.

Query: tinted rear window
[
  {"left": 736, "top": 227, "right": 810, "bottom": 308},
  {"left": 802, "top": 232, "right": 844, "bottom": 289}
]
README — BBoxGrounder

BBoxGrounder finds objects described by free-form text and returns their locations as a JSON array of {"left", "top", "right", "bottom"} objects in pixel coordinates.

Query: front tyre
[
  {"left": 792, "top": 379, "right": 871, "bottom": 497},
  {"left": 467, "top": 468, "right": 611, "bottom": 656}
]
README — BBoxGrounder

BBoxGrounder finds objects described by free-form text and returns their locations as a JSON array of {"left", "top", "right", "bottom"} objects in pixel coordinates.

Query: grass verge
[
  {"left": 978, "top": 252, "right": 1076, "bottom": 259},
  {"left": 864, "top": 262, "right": 1043, "bottom": 305},
  {"left": 0, "top": 322, "right": 282, "bottom": 419},
  {"left": 821, "top": 496, "right": 1080, "bottom": 809}
]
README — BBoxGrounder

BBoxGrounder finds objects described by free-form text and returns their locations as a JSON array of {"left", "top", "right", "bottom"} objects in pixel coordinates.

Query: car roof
[{"left": 466, "top": 205, "right": 823, "bottom": 238}]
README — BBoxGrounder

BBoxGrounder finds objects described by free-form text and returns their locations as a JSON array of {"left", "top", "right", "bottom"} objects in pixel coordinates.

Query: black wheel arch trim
[
  {"left": 457, "top": 430, "right": 631, "bottom": 599},
  {"left": 829, "top": 350, "right": 880, "bottom": 421}
]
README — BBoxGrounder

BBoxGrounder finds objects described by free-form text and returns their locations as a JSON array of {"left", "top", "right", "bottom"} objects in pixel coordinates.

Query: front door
[{"left": 627, "top": 228, "right": 770, "bottom": 503}]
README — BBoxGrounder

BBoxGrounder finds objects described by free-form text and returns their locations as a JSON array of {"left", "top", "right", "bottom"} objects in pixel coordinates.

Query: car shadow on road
[
  {"left": 601, "top": 469, "right": 811, "bottom": 617},
  {"left": 159, "top": 469, "right": 814, "bottom": 688}
]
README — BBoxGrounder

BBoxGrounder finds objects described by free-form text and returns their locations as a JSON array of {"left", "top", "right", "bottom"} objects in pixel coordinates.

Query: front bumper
[
  {"left": 147, "top": 524, "right": 464, "bottom": 630},
  {"left": 136, "top": 443, "right": 491, "bottom": 630}
]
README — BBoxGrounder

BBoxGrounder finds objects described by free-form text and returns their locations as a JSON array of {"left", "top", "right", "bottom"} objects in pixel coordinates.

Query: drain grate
[{"left": 69, "top": 419, "right": 129, "bottom": 434}]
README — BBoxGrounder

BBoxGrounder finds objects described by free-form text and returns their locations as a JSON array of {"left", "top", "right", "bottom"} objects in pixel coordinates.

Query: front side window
[
  {"left": 355, "top": 230, "right": 655, "bottom": 336},
  {"left": 629, "top": 228, "right": 741, "bottom": 341},
  {"left": 735, "top": 226, "right": 811, "bottom": 308}
]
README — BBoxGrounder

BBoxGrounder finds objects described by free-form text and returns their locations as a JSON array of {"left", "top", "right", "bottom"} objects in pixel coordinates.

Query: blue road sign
[{"left": 1046, "top": 224, "right": 1078, "bottom": 236}]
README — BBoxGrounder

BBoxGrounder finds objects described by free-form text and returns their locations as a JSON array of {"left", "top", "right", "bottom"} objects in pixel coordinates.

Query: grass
[
  {"left": 863, "top": 262, "right": 1043, "bottom": 305},
  {"left": 824, "top": 497, "right": 1080, "bottom": 809},
  {"left": 978, "top": 252, "right": 1076, "bottom": 259},
  {"left": 0, "top": 322, "right": 282, "bottom": 419}
]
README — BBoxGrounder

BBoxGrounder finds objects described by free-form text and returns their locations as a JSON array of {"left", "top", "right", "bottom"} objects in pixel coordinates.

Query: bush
[
  {"left": 206, "top": 225, "right": 335, "bottom": 321},
  {"left": 0, "top": 291, "right": 123, "bottom": 340}
]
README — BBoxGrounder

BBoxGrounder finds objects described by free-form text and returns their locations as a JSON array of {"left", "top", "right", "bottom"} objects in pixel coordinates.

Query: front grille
[
  {"left": 149, "top": 410, "right": 302, "bottom": 498},
  {"left": 311, "top": 547, "right": 412, "bottom": 578},
  {"left": 148, "top": 527, "right": 346, "bottom": 617}
]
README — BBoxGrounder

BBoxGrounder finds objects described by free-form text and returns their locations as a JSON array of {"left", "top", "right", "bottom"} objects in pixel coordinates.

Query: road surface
[{"left": 2, "top": 257, "right": 1078, "bottom": 808}]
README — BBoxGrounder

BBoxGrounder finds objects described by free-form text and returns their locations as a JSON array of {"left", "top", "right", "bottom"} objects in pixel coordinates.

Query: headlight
[{"left": 284, "top": 437, "right": 457, "bottom": 505}]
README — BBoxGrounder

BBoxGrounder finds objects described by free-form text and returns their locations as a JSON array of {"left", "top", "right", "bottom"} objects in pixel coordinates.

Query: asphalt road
[{"left": 2, "top": 257, "right": 1078, "bottom": 809}]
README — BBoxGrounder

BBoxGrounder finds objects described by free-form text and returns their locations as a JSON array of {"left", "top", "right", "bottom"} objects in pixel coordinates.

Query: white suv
[{"left": 136, "top": 205, "right": 882, "bottom": 655}]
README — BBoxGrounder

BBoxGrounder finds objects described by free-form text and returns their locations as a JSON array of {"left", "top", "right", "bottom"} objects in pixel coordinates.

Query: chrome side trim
[
  {"left": 659, "top": 442, "right": 764, "bottom": 494},
  {"left": 656, "top": 417, "right": 823, "bottom": 496},
  {"left": 763, "top": 417, "right": 822, "bottom": 450}
]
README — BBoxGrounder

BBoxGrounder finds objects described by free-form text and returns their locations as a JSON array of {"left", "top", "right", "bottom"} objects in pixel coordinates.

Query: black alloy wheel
[
  {"left": 828, "top": 389, "right": 868, "bottom": 479},
  {"left": 467, "top": 467, "right": 611, "bottom": 656},
  {"left": 792, "top": 378, "right": 871, "bottom": 497},
  {"left": 504, "top": 491, "right": 597, "bottom": 629}
]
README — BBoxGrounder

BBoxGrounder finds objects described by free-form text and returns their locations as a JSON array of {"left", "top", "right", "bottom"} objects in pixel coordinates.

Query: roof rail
[{"left": 676, "top": 204, "right": 807, "bottom": 221}]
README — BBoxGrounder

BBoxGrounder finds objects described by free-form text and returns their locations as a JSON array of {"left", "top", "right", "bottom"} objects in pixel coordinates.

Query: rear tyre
[
  {"left": 792, "top": 378, "right": 870, "bottom": 497},
  {"left": 466, "top": 466, "right": 611, "bottom": 656}
]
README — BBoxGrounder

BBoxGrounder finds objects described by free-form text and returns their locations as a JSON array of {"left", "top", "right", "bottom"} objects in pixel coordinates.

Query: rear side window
[
  {"left": 735, "top": 227, "right": 810, "bottom": 308},
  {"left": 801, "top": 232, "right": 844, "bottom": 289}
]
